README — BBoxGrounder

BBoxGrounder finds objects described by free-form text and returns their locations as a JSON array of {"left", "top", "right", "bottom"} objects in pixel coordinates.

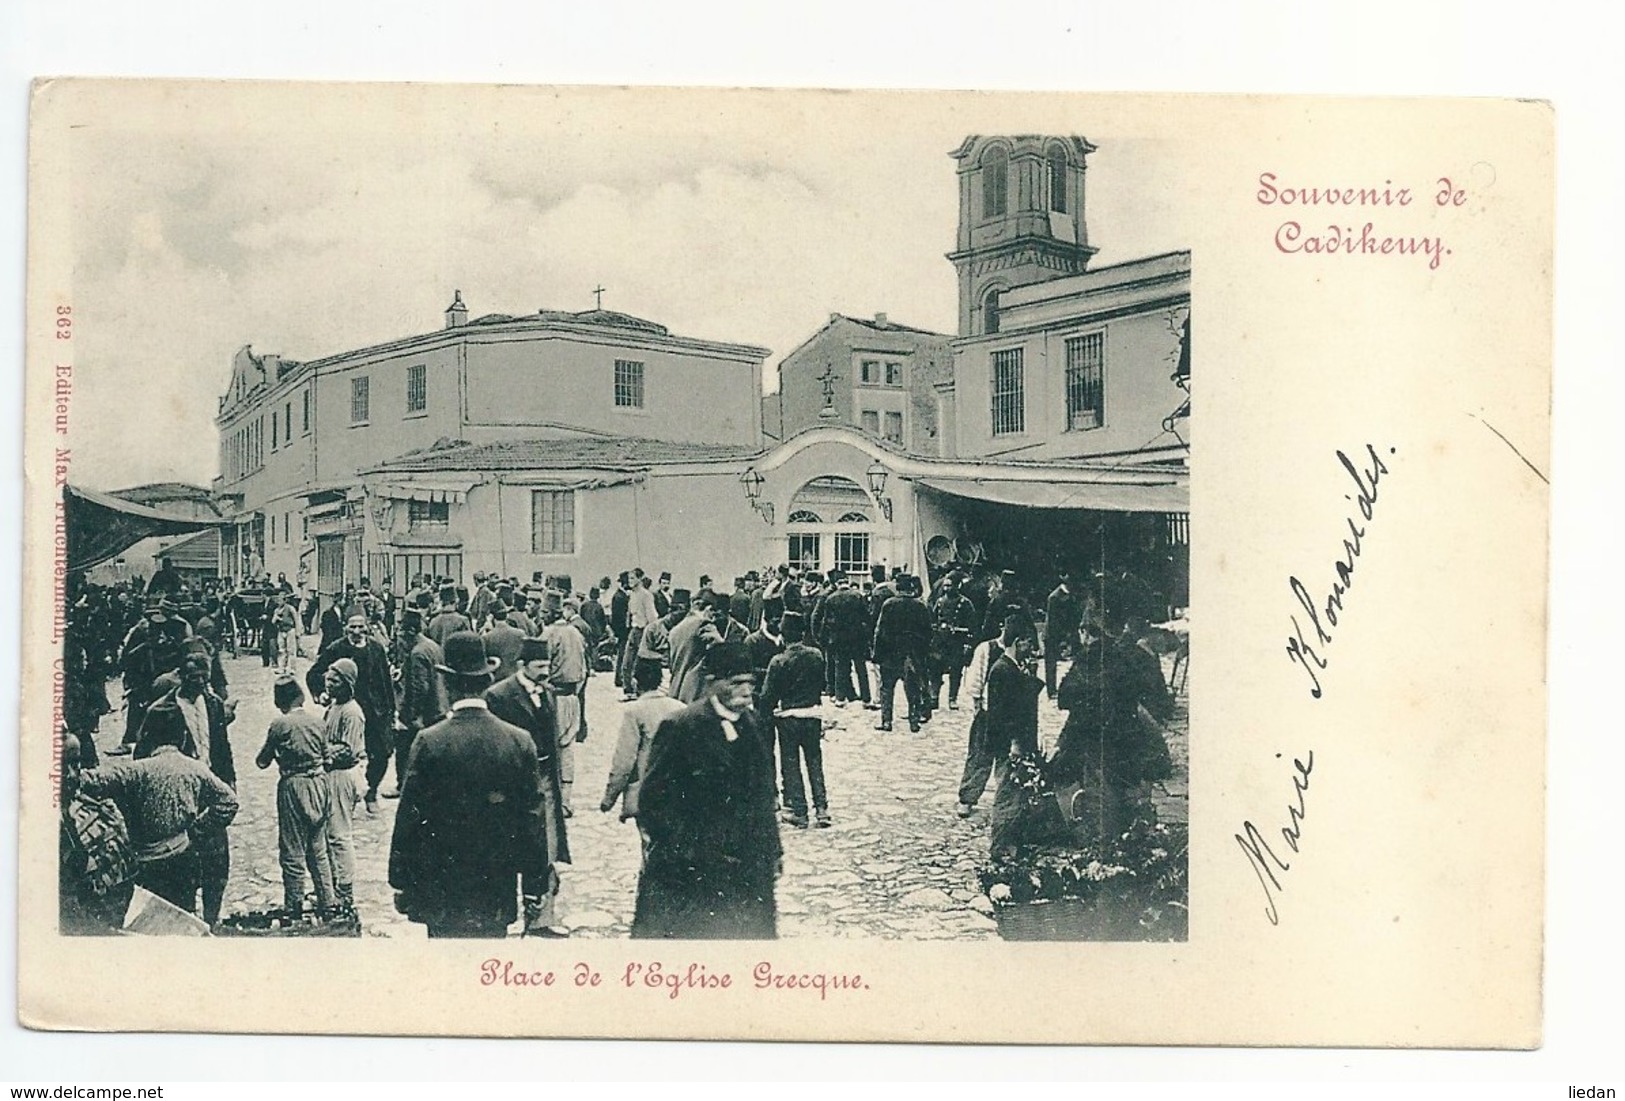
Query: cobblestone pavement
[{"left": 94, "top": 640, "right": 1188, "bottom": 941}]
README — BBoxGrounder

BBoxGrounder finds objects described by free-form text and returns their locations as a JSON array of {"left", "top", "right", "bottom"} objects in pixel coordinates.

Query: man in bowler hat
[{"left": 388, "top": 632, "right": 550, "bottom": 938}]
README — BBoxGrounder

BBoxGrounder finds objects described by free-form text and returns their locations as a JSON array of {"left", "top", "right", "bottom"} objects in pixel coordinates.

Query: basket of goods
[{"left": 214, "top": 903, "right": 363, "bottom": 938}]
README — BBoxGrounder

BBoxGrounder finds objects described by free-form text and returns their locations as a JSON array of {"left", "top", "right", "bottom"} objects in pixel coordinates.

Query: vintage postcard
[{"left": 19, "top": 81, "right": 1549, "bottom": 1045}]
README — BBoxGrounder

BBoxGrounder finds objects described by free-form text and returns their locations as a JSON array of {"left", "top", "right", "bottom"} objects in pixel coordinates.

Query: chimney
[
  {"left": 445, "top": 290, "right": 468, "bottom": 329},
  {"left": 874, "top": 312, "right": 889, "bottom": 328}
]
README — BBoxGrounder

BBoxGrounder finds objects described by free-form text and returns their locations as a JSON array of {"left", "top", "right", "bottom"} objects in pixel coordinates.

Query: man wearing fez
[
  {"left": 541, "top": 594, "right": 589, "bottom": 814},
  {"left": 668, "top": 590, "right": 725, "bottom": 704},
  {"left": 481, "top": 598, "right": 526, "bottom": 681},
  {"left": 110, "top": 596, "right": 192, "bottom": 755},
  {"left": 632, "top": 642, "right": 782, "bottom": 940},
  {"left": 384, "top": 608, "right": 447, "bottom": 800},
  {"left": 653, "top": 571, "right": 674, "bottom": 618},
  {"left": 425, "top": 585, "right": 471, "bottom": 647},
  {"left": 760, "top": 612, "right": 832, "bottom": 829},
  {"left": 818, "top": 570, "right": 873, "bottom": 707},
  {"left": 389, "top": 632, "right": 550, "bottom": 939},
  {"left": 485, "top": 636, "right": 572, "bottom": 936},
  {"left": 138, "top": 650, "right": 238, "bottom": 925},
  {"left": 1043, "top": 570, "right": 1085, "bottom": 700},
  {"left": 308, "top": 612, "right": 397, "bottom": 814},
  {"left": 871, "top": 573, "right": 933, "bottom": 733},
  {"left": 85, "top": 700, "right": 238, "bottom": 919},
  {"left": 621, "top": 574, "right": 661, "bottom": 700},
  {"left": 610, "top": 571, "right": 633, "bottom": 690}
]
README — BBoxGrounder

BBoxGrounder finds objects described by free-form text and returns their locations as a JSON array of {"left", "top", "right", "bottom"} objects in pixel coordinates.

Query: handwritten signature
[
  {"left": 1235, "top": 751, "right": 1314, "bottom": 925},
  {"left": 1286, "top": 444, "right": 1395, "bottom": 698}
]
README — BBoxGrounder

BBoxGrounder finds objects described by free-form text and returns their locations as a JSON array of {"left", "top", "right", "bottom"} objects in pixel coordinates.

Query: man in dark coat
[
  {"left": 425, "top": 586, "right": 472, "bottom": 647},
  {"left": 759, "top": 612, "right": 831, "bottom": 829},
  {"left": 986, "top": 621, "right": 1047, "bottom": 855},
  {"left": 112, "top": 597, "right": 192, "bottom": 754},
  {"left": 871, "top": 574, "right": 933, "bottom": 732},
  {"left": 667, "top": 592, "right": 724, "bottom": 704},
  {"left": 632, "top": 642, "right": 782, "bottom": 940},
  {"left": 1043, "top": 571, "right": 1084, "bottom": 699},
  {"left": 481, "top": 601, "right": 526, "bottom": 681},
  {"left": 818, "top": 572, "right": 872, "bottom": 705},
  {"left": 384, "top": 609, "right": 447, "bottom": 799},
  {"left": 485, "top": 637, "right": 572, "bottom": 936},
  {"left": 307, "top": 612, "right": 397, "bottom": 812},
  {"left": 389, "top": 632, "right": 550, "bottom": 938},
  {"left": 742, "top": 602, "right": 784, "bottom": 689},
  {"left": 610, "top": 572, "right": 633, "bottom": 689}
]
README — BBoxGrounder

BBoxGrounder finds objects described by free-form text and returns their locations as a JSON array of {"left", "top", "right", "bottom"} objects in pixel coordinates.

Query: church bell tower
[{"left": 948, "top": 135, "right": 1098, "bottom": 337}]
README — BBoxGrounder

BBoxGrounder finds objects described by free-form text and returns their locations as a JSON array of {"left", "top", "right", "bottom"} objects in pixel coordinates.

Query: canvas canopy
[
  {"left": 64, "top": 484, "right": 221, "bottom": 574},
  {"left": 914, "top": 472, "right": 1187, "bottom": 513}
]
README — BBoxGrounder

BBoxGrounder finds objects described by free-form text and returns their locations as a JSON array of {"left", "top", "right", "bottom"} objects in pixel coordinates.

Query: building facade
[
  {"left": 946, "top": 251, "right": 1191, "bottom": 463},
  {"left": 358, "top": 424, "right": 1186, "bottom": 599},
  {"left": 213, "top": 295, "right": 768, "bottom": 596},
  {"left": 769, "top": 313, "right": 953, "bottom": 455}
]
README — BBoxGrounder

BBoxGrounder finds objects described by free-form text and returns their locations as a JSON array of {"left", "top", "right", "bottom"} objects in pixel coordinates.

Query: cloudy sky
[{"left": 62, "top": 85, "right": 1191, "bottom": 489}]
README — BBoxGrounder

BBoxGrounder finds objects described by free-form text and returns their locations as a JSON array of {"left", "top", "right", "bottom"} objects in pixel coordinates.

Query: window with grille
[
  {"left": 408, "top": 499, "right": 450, "bottom": 530},
  {"left": 991, "top": 348, "right": 1024, "bottom": 436},
  {"left": 834, "top": 532, "right": 870, "bottom": 578},
  {"left": 982, "top": 145, "right": 1008, "bottom": 217},
  {"left": 1065, "top": 332, "right": 1105, "bottom": 431},
  {"left": 1048, "top": 146, "right": 1068, "bottom": 213},
  {"left": 859, "top": 360, "right": 880, "bottom": 385},
  {"left": 614, "top": 360, "right": 645, "bottom": 408},
  {"left": 351, "top": 376, "right": 370, "bottom": 423},
  {"left": 883, "top": 411, "right": 904, "bottom": 444},
  {"left": 860, "top": 410, "right": 880, "bottom": 435},
  {"left": 406, "top": 364, "right": 427, "bottom": 413},
  {"left": 530, "top": 490, "right": 576, "bottom": 554},
  {"left": 788, "top": 533, "right": 820, "bottom": 571},
  {"left": 884, "top": 361, "right": 903, "bottom": 386}
]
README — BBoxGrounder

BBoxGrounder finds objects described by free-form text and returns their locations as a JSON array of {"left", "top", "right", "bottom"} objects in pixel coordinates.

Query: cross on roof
[{"left": 592, "top": 284, "right": 606, "bottom": 310}]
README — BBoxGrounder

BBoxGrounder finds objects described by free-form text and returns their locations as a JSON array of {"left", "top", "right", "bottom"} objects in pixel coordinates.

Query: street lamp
[
  {"left": 865, "top": 459, "right": 894, "bottom": 522},
  {"left": 739, "top": 467, "right": 773, "bottom": 524}
]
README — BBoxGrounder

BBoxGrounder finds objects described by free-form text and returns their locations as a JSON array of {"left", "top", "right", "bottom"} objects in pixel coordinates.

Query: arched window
[
  {"left": 981, "top": 144, "right": 1008, "bottom": 217},
  {"left": 1048, "top": 145, "right": 1068, "bottom": 213},
  {"left": 983, "top": 288, "right": 1001, "bottom": 335},
  {"left": 788, "top": 510, "right": 822, "bottom": 524},
  {"left": 838, "top": 511, "right": 872, "bottom": 524}
]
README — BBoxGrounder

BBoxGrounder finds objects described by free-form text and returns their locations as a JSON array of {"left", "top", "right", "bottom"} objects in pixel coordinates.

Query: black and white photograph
[
  {"left": 50, "top": 96, "right": 1190, "bottom": 945},
  {"left": 20, "top": 80, "right": 1553, "bottom": 1049}
]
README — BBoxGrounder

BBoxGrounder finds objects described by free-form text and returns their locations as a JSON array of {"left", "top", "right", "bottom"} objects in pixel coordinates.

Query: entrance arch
[{"left": 785, "top": 476, "right": 875, "bottom": 577}]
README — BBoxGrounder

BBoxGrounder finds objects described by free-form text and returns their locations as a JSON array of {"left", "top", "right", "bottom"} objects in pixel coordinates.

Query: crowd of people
[{"left": 58, "top": 558, "right": 1181, "bottom": 940}]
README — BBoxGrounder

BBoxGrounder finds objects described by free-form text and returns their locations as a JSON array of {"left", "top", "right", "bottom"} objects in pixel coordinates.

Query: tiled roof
[
  {"left": 368, "top": 435, "right": 758, "bottom": 474},
  {"left": 839, "top": 314, "right": 951, "bottom": 339}
]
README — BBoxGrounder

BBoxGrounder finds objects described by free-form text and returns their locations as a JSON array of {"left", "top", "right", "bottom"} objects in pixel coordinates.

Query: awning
[
  {"left": 914, "top": 474, "right": 1187, "bottom": 513},
  {"left": 374, "top": 477, "right": 481, "bottom": 504},
  {"left": 158, "top": 527, "right": 222, "bottom": 571},
  {"left": 64, "top": 484, "right": 222, "bottom": 573}
]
